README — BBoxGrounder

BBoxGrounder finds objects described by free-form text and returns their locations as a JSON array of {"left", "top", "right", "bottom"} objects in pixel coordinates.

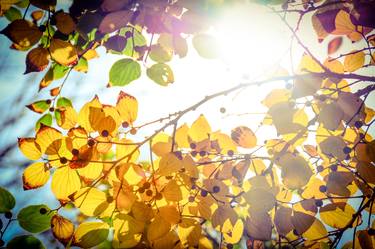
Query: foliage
[{"left": 0, "top": 0, "right": 375, "bottom": 248}]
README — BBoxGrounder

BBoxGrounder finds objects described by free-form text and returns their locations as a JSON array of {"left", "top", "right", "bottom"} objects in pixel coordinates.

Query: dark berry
[
  {"left": 146, "top": 189, "right": 153, "bottom": 196},
  {"left": 227, "top": 150, "right": 234, "bottom": 156},
  {"left": 355, "top": 121, "right": 363, "bottom": 129},
  {"left": 5, "top": 211, "right": 12, "bottom": 219},
  {"left": 88, "top": 139, "right": 95, "bottom": 147},
  {"left": 122, "top": 121, "right": 129, "bottom": 128},
  {"left": 319, "top": 185, "right": 327, "bottom": 193},
  {"left": 138, "top": 187, "right": 145, "bottom": 193},
  {"left": 199, "top": 151, "right": 206, "bottom": 157},
  {"left": 368, "top": 228, "right": 375, "bottom": 236},
  {"left": 38, "top": 25, "right": 46, "bottom": 32},
  {"left": 227, "top": 243, "right": 233, "bottom": 249},
  {"left": 46, "top": 99, "right": 51, "bottom": 104},
  {"left": 200, "top": 189, "right": 208, "bottom": 197},
  {"left": 125, "top": 31, "right": 132, "bottom": 38},
  {"left": 165, "top": 176, "right": 173, "bottom": 180},
  {"left": 191, "top": 151, "right": 197, "bottom": 157},
  {"left": 60, "top": 157, "right": 68, "bottom": 164},
  {"left": 343, "top": 146, "right": 351, "bottom": 154},
  {"left": 212, "top": 186, "right": 220, "bottom": 193},
  {"left": 220, "top": 107, "right": 226, "bottom": 113},
  {"left": 143, "top": 182, "right": 151, "bottom": 189},
  {"left": 190, "top": 143, "right": 196, "bottom": 149},
  {"left": 174, "top": 151, "right": 183, "bottom": 160},
  {"left": 101, "top": 130, "right": 109, "bottom": 137},
  {"left": 316, "top": 165, "right": 324, "bottom": 172},
  {"left": 106, "top": 196, "right": 114, "bottom": 203},
  {"left": 49, "top": 107, "right": 55, "bottom": 112},
  {"left": 130, "top": 128, "right": 137, "bottom": 135},
  {"left": 188, "top": 196, "right": 195, "bottom": 202},
  {"left": 330, "top": 164, "right": 338, "bottom": 171},
  {"left": 155, "top": 192, "right": 163, "bottom": 200},
  {"left": 72, "top": 149, "right": 79, "bottom": 156},
  {"left": 293, "top": 229, "right": 299, "bottom": 236},
  {"left": 191, "top": 184, "right": 196, "bottom": 190},
  {"left": 315, "top": 199, "right": 323, "bottom": 207},
  {"left": 39, "top": 208, "right": 47, "bottom": 214}
]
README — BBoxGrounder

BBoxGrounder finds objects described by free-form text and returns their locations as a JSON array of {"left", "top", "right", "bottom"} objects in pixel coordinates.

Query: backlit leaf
[
  {"left": 18, "top": 204, "right": 54, "bottom": 233},
  {"left": 108, "top": 58, "right": 141, "bottom": 86},
  {"left": 23, "top": 162, "right": 50, "bottom": 190},
  {"left": 146, "top": 63, "right": 174, "bottom": 86},
  {"left": 0, "top": 186, "right": 15, "bottom": 213}
]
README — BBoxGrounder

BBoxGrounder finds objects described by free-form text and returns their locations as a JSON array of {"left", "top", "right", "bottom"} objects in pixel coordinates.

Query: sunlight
[{"left": 214, "top": 3, "right": 291, "bottom": 78}]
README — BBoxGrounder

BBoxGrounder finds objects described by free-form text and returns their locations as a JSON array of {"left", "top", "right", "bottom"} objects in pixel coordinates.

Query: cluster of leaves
[{"left": 0, "top": 0, "right": 375, "bottom": 249}]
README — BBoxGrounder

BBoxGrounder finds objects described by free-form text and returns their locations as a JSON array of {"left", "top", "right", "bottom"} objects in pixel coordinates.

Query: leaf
[
  {"left": 26, "top": 99, "right": 50, "bottom": 114},
  {"left": 327, "top": 36, "right": 342, "bottom": 54},
  {"left": 278, "top": 153, "right": 313, "bottom": 190},
  {"left": 49, "top": 38, "right": 78, "bottom": 66},
  {"left": 99, "top": 10, "right": 132, "bottom": 33},
  {"left": 243, "top": 188, "right": 275, "bottom": 212},
  {"left": 39, "top": 64, "right": 69, "bottom": 91},
  {"left": 162, "top": 180, "right": 182, "bottom": 202},
  {"left": 23, "top": 162, "right": 50, "bottom": 190},
  {"left": 231, "top": 126, "right": 257, "bottom": 148},
  {"left": 51, "top": 214, "right": 74, "bottom": 245},
  {"left": 274, "top": 206, "right": 294, "bottom": 236},
  {"left": 320, "top": 202, "right": 355, "bottom": 229},
  {"left": 149, "top": 44, "right": 173, "bottom": 63},
  {"left": 158, "top": 152, "right": 183, "bottom": 176},
  {"left": 51, "top": 167, "right": 81, "bottom": 201},
  {"left": 55, "top": 11, "right": 76, "bottom": 35},
  {"left": 0, "top": 186, "right": 16, "bottom": 213},
  {"left": 0, "top": 19, "right": 42, "bottom": 48},
  {"left": 177, "top": 218, "right": 201, "bottom": 246},
  {"left": 17, "top": 204, "right": 54, "bottom": 233},
  {"left": 245, "top": 211, "right": 272, "bottom": 241},
  {"left": 333, "top": 10, "right": 356, "bottom": 35},
  {"left": 146, "top": 63, "right": 174, "bottom": 86},
  {"left": 292, "top": 74, "right": 322, "bottom": 98},
  {"left": 6, "top": 235, "right": 45, "bottom": 249},
  {"left": 4, "top": 6, "right": 22, "bottom": 22},
  {"left": 357, "top": 162, "right": 375, "bottom": 184},
  {"left": 222, "top": 218, "right": 243, "bottom": 244},
  {"left": 188, "top": 114, "right": 211, "bottom": 142},
  {"left": 319, "top": 136, "right": 347, "bottom": 161},
  {"left": 25, "top": 47, "right": 50, "bottom": 74},
  {"left": 35, "top": 113, "right": 53, "bottom": 131},
  {"left": 147, "top": 215, "right": 171, "bottom": 242},
  {"left": 116, "top": 91, "right": 138, "bottom": 125},
  {"left": 73, "top": 222, "right": 109, "bottom": 248},
  {"left": 18, "top": 137, "right": 42, "bottom": 160},
  {"left": 74, "top": 58, "right": 88, "bottom": 73},
  {"left": 344, "top": 51, "right": 365, "bottom": 72},
  {"left": 72, "top": 187, "right": 107, "bottom": 217},
  {"left": 108, "top": 58, "right": 141, "bottom": 86},
  {"left": 317, "top": 102, "right": 344, "bottom": 130},
  {"left": 192, "top": 33, "right": 219, "bottom": 59}
]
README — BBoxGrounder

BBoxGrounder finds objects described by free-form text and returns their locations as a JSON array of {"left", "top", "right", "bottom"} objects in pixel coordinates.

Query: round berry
[
  {"left": 122, "top": 121, "right": 129, "bottom": 128},
  {"left": 125, "top": 31, "right": 132, "bottom": 38},
  {"left": 188, "top": 196, "right": 195, "bottom": 202},
  {"left": 174, "top": 151, "right": 183, "bottom": 160},
  {"left": 315, "top": 199, "right": 323, "bottom": 207},
  {"left": 293, "top": 229, "right": 299, "bottom": 236},
  {"left": 200, "top": 189, "right": 208, "bottom": 197},
  {"left": 130, "top": 128, "right": 137, "bottom": 135},
  {"left": 5, "top": 211, "right": 12, "bottom": 219},
  {"left": 343, "top": 146, "right": 351, "bottom": 154},
  {"left": 88, "top": 139, "right": 95, "bottom": 147},
  {"left": 155, "top": 192, "right": 163, "bottom": 200},
  {"left": 191, "top": 151, "right": 197, "bottom": 157},
  {"left": 191, "top": 184, "right": 196, "bottom": 190},
  {"left": 138, "top": 187, "right": 145, "bottom": 193},
  {"left": 101, "top": 130, "right": 109, "bottom": 137},
  {"left": 106, "top": 196, "right": 114, "bottom": 203},
  {"left": 227, "top": 243, "right": 233, "bottom": 249},
  {"left": 46, "top": 99, "right": 51, "bottom": 105},
  {"left": 60, "top": 157, "right": 68, "bottom": 164},
  {"left": 316, "top": 165, "right": 324, "bottom": 173},
  {"left": 212, "top": 186, "right": 220, "bottom": 193},
  {"left": 199, "top": 151, "right": 206, "bottom": 157},
  {"left": 49, "top": 107, "right": 55, "bottom": 112},
  {"left": 72, "top": 149, "right": 79, "bottom": 156},
  {"left": 220, "top": 107, "right": 226, "bottom": 113},
  {"left": 330, "top": 164, "right": 338, "bottom": 171},
  {"left": 143, "top": 182, "right": 151, "bottom": 189},
  {"left": 165, "top": 176, "right": 173, "bottom": 180},
  {"left": 190, "top": 143, "right": 196, "bottom": 149},
  {"left": 354, "top": 121, "right": 363, "bottom": 129},
  {"left": 39, "top": 208, "right": 47, "bottom": 214},
  {"left": 319, "top": 185, "right": 327, "bottom": 193},
  {"left": 227, "top": 150, "right": 234, "bottom": 156},
  {"left": 146, "top": 189, "right": 153, "bottom": 196}
]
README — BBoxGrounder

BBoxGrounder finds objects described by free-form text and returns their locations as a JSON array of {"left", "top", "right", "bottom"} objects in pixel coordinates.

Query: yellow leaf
[
  {"left": 49, "top": 38, "right": 78, "bottom": 66},
  {"left": 302, "top": 218, "right": 328, "bottom": 241},
  {"left": 320, "top": 202, "right": 356, "bottom": 229},
  {"left": 175, "top": 123, "right": 190, "bottom": 148},
  {"left": 333, "top": 10, "right": 356, "bottom": 35},
  {"left": 178, "top": 218, "right": 202, "bottom": 247},
  {"left": 18, "top": 137, "right": 42, "bottom": 160},
  {"left": 116, "top": 91, "right": 138, "bottom": 125},
  {"left": 299, "top": 54, "right": 324, "bottom": 73},
  {"left": 188, "top": 114, "right": 211, "bottom": 142},
  {"left": 116, "top": 139, "right": 140, "bottom": 163},
  {"left": 262, "top": 89, "right": 291, "bottom": 108},
  {"left": 23, "top": 162, "right": 50, "bottom": 190},
  {"left": 35, "top": 125, "right": 63, "bottom": 155},
  {"left": 73, "top": 187, "right": 108, "bottom": 217},
  {"left": 55, "top": 11, "right": 76, "bottom": 35},
  {"left": 157, "top": 152, "right": 183, "bottom": 176},
  {"left": 56, "top": 106, "right": 78, "bottom": 130},
  {"left": 159, "top": 205, "right": 180, "bottom": 225},
  {"left": 344, "top": 51, "right": 365, "bottom": 72},
  {"left": 1, "top": 19, "right": 42, "bottom": 48},
  {"left": 51, "top": 167, "right": 81, "bottom": 201},
  {"left": 51, "top": 214, "right": 74, "bottom": 245},
  {"left": 73, "top": 222, "right": 109, "bottom": 248},
  {"left": 222, "top": 218, "right": 243, "bottom": 244},
  {"left": 147, "top": 215, "right": 171, "bottom": 242},
  {"left": 163, "top": 180, "right": 182, "bottom": 202}
]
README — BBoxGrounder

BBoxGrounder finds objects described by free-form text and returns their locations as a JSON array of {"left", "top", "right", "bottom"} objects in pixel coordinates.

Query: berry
[
  {"left": 174, "top": 151, "right": 183, "bottom": 160},
  {"left": 200, "top": 189, "right": 208, "bottom": 197},
  {"left": 227, "top": 243, "right": 233, "bottom": 249},
  {"left": 130, "top": 128, "right": 137, "bottom": 135},
  {"left": 330, "top": 164, "right": 338, "bottom": 171},
  {"left": 138, "top": 187, "right": 145, "bottom": 193},
  {"left": 165, "top": 176, "right": 173, "bottom": 180},
  {"left": 199, "top": 151, "right": 206, "bottom": 157},
  {"left": 319, "top": 185, "right": 327, "bottom": 193},
  {"left": 212, "top": 186, "right": 220, "bottom": 193},
  {"left": 368, "top": 228, "right": 375, "bottom": 236},
  {"left": 354, "top": 121, "right": 363, "bottom": 129},
  {"left": 220, "top": 107, "right": 226, "bottom": 113},
  {"left": 316, "top": 165, "right": 324, "bottom": 172},
  {"left": 190, "top": 143, "right": 196, "bottom": 149},
  {"left": 125, "top": 31, "right": 132, "bottom": 38},
  {"left": 88, "top": 139, "right": 95, "bottom": 147},
  {"left": 293, "top": 229, "right": 299, "bottom": 236},
  {"left": 106, "top": 196, "right": 114, "bottom": 203},
  {"left": 143, "top": 182, "right": 151, "bottom": 189},
  {"left": 38, "top": 25, "right": 46, "bottom": 32},
  {"left": 5, "top": 211, "right": 12, "bottom": 219},
  {"left": 188, "top": 196, "right": 195, "bottom": 202},
  {"left": 227, "top": 150, "right": 234, "bottom": 156},
  {"left": 39, "top": 208, "right": 47, "bottom": 214},
  {"left": 191, "top": 184, "right": 196, "bottom": 190},
  {"left": 191, "top": 151, "right": 197, "bottom": 157},
  {"left": 122, "top": 121, "right": 129, "bottom": 128},
  {"left": 315, "top": 199, "right": 323, "bottom": 207},
  {"left": 49, "top": 107, "right": 55, "bottom": 112},
  {"left": 146, "top": 189, "right": 153, "bottom": 196},
  {"left": 60, "top": 157, "right": 68, "bottom": 164},
  {"left": 155, "top": 192, "right": 163, "bottom": 200},
  {"left": 101, "top": 130, "right": 109, "bottom": 137},
  {"left": 46, "top": 99, "right": 51, "bottom": 104},
  {"left": 72, "top": 149, "right": 79, "bottom": 156},
  {"left": 343, "top": 146, "right": 351, "bottom": 154}
]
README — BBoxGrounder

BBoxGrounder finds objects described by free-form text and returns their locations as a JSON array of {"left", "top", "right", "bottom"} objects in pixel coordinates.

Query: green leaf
[
  {"left": 4, "top": 7, "right": 22, "bottom": 22},
  {"left": 149, "top": 44, "right": 172, "bottom": 63},
  {"left": 122, "top": 27, "right": 147, "bottom": 58},
  {"left": 7, "top": 235, "right": 45, "bottom": 249},
  {"left": 35, "top": 114, "right": 52, "bottom": 131},
  {"left": 56, "top": 97, "right": 72, "bottom": 108},
  {"left": 192, "top": 33, "right": 220, "bottom": 59},
  {"left": 17, "top": 204, "right": 54, "bottom": 233},
  {"left": 26, "top": 100, "right": 51, "bottom": 114},
  {"left": 108, "top": 58, "right": 141, "bottom": 87},
  {"left": 146, "top": 63, "right": 174, "bottom": 86},
  {"left": 0, "top": 186, "right": 16, "bottom": 213}
]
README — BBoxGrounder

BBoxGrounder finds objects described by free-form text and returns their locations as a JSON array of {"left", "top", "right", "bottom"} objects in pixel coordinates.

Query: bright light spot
[{"left": 214, "top": 3, "right": 291, "bottom": 78}]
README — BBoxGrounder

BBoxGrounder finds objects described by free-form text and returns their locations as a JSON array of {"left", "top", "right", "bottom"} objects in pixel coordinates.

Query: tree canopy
[{"left": 0, "top": 0, "right": 375, "bottom": 248}]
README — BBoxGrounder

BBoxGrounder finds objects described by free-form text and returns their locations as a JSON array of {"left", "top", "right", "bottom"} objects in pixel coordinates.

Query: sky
[{"left": 0, "top": 1, "right": 374, "bottom": 248}]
